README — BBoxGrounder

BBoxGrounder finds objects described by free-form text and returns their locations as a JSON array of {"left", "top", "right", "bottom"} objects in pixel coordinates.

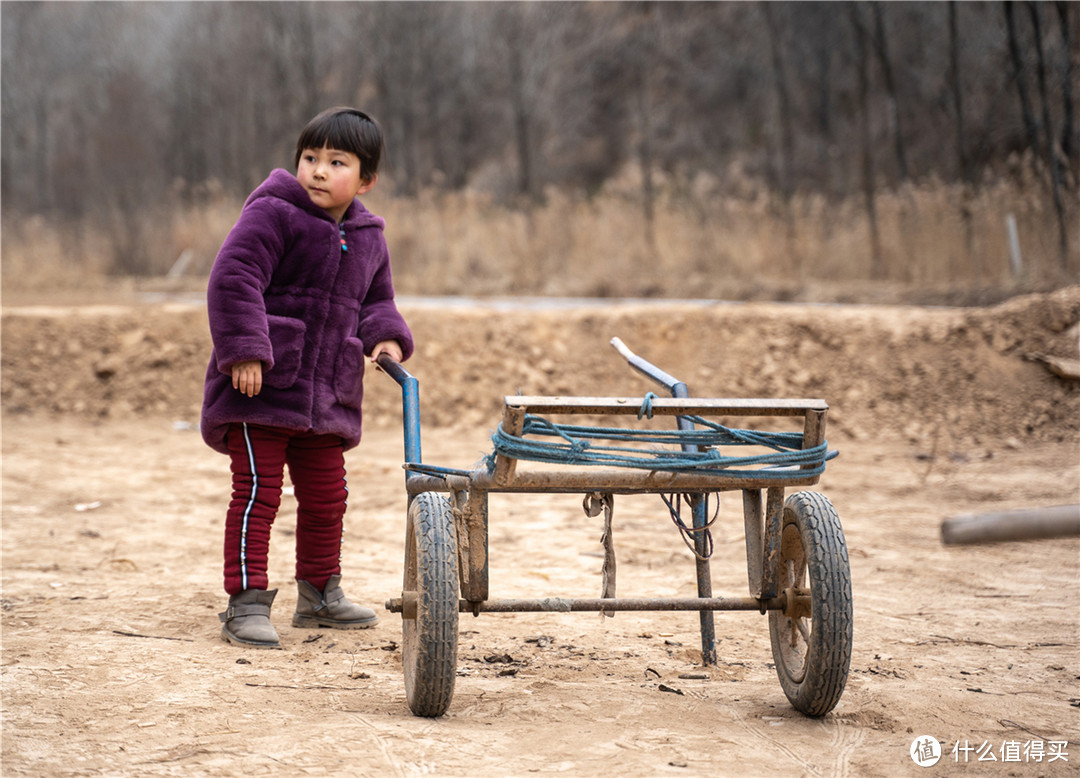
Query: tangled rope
[
  {"left": 661, "top": 492, "right": 720, "bottom": 560},
  {"left": 488, "top": 396, "right": 836, "bottom": 479}
]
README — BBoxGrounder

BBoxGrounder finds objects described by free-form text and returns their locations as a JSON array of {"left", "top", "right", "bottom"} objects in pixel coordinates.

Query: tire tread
[
  {"left": 403, "top": 492, "right": 459, "bottom": 717},
  {"left": 770, "top": 490, "right": 853, "bottom": 717}
]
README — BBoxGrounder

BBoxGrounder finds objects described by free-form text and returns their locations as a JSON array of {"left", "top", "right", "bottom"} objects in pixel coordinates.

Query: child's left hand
[{"left": 370, "top": 340, "right": 403, "bottom": 367}]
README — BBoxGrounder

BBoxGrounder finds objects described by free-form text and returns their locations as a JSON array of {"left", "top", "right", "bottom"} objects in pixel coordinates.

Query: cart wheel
[
  {"left": 402, "top": 492, "right": 459, "bottom": 717},
  {"left": 768, "top": 491, "right": 852, "bottom": 717}
]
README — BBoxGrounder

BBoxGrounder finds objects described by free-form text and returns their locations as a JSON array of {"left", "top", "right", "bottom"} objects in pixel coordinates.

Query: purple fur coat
[{"left": 200, "top": 169, "right": 414, "bottom": 455}]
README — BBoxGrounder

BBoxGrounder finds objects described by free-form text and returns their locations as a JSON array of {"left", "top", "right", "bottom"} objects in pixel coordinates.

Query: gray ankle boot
[
  {"left": 219, "top": 588, "right": 281, "bottom": 649},
  {"left": 293, "top": 575, "right": 378, "bottom": 629}
]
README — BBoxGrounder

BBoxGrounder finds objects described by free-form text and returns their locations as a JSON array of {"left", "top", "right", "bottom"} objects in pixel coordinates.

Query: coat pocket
[
  {"left": 263, "top": 315, "right": 306, "bottom": 389},
  {"left": 333, "top": 337, "right": 366, "bottom": 408}
]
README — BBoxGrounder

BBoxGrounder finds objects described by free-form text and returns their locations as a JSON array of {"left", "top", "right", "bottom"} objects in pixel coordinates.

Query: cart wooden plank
[
  {"left": 505, "top": 396, "right": 828, "bottom": 416},
  {"left": 405, "top": 467, "right": 822, "bottom": 495}
]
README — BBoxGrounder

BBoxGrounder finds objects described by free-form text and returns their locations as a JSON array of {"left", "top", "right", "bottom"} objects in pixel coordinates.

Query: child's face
[{"left": 296, "top": 145, "right": 376, "bottom": 222}]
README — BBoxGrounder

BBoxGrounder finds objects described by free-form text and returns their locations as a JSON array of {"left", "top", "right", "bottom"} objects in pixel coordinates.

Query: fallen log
[
  {"left": 1025, "top": 352, "right": 1080, "bottom": 381},
  {"left": 941, "top": 504, "right": 1080, "bottom": 545}
]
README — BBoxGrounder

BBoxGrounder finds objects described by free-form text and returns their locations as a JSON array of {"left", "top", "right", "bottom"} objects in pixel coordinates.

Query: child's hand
[
  {"left": 231, "top": 360, "right": 263, "bottom": 397},
  {"left": 370, "top": 340, "right": 403, "bottom": 367}
]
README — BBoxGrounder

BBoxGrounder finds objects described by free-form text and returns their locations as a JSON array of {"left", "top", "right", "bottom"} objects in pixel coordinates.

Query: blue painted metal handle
[
  {"left": 610, "top": 337, "right": 687, "bottom": 397},
  {"left": 375, "top": 354, "right": 422, "bottom": 474},
  {"left": 610, "top": 337, "right": 694, "bottom": 432}
]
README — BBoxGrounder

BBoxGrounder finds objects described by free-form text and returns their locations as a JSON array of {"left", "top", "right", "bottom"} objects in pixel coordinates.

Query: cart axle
[{"left": 387, "top": 593, "right": 805, "bottom": 616}]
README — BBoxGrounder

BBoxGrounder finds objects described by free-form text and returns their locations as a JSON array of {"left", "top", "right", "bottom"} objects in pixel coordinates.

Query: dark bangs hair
[{"left": 294, "top": 107, "right": 384, "bottom": 180}]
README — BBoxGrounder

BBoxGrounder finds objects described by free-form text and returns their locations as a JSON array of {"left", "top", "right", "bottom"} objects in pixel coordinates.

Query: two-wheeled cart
[{"left": 376, "top": 339, "right": 852, "bottom": 718}]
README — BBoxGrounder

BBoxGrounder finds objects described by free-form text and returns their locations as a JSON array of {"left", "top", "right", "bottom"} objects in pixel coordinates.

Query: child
[{"left": 201, "top": 107, "right": 413, "bottom": 649}]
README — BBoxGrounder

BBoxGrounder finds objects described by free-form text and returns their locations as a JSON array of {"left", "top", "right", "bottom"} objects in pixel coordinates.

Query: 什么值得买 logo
[{"left": 910, "top": 735, "right": 942, "bottom": 767}]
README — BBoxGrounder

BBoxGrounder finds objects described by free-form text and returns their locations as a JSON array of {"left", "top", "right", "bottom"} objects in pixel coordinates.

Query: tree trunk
[
  {"left": 948, "top": 2, "right": 970, "bottom": 183},
  {"left": 764, "top": 4, "right": 795, "bottom": 200},
  {"left": 764, "top": 3, "right": 798, "bottom": 268},
  {"left": 949, "top": 2, "right": 977, "bottom": 281},
  {"left": 1027, "top": 1, "right": 1068, "bottom": 271},
  {"left": 634, "top": 70, "right": 656, "bottom": 254},
  {"left": 509, "top": 39, "right": 532, "bottom": 200},
  {"left": 871, "top": 4, "right": 909, "bottom": 181},
  {"left": 1004, "top": 1, "right": 1041, "bottom": 178},
  {"left": 1056, "top": 1, "right": 1076, "bottom": 187},
  {"left": 851, "top": 5, "right": 882, "bottom": 279},
  {"left": 814, "top": 44, "right": 836, "bottom": 197},
  {"left": 633, "top": 3, "right": 657, "bottom": 257}
]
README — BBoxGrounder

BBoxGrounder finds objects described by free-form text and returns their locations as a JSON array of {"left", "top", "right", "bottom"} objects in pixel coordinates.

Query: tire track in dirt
[
  {"left": 826, "top": 719, "right": 867, "bottom": 778},
  {"left": 342, "top": 713, "right": 410, "bottom": 777},
  {"left": 729, "top": 707, "right": 825, "bottom": 776}
]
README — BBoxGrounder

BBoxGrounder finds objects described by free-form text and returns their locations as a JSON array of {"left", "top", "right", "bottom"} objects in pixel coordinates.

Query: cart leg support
[
  {"left": 742, "top": 489, "right": 764, "bottom": 598},
  {"left": 761, "top": 487, "right": 786, "bottom": 600},
  {"left": 690, "top": 495, "right": 717, "bottom": 664}
]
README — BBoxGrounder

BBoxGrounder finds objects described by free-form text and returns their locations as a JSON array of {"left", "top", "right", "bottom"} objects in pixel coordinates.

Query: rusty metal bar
[
  {"left": 460, "top": 488, "right": 490, "bottom": 602},
  {"left": 386, "top": 595, "right": 782, "bottom": 614},
  {"left": 491, "top": 405, "right": 526, "bottom": 486},
  {"left": 742, "top": 489, "right": 764, "bottom": 598},
  {"left": 761, "top": 486, "right": 786, "bottom": 599},
  {"left": 688, "top": 494, "right": 717, "bottom": 663},
  {"left": 801, "top": 409, "right": 827, "bottom": 471}
]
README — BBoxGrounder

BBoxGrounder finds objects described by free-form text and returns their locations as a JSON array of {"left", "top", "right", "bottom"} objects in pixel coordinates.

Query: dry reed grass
[
  {"left": 2, "top": 170, "right": 1075, "bottom": 304},
  {"left": 360, "top": 168, "right": 1078, "bottom": 302}
]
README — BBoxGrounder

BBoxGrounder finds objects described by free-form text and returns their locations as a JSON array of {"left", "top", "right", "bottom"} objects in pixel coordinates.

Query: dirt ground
[{"left": 2, "top": 287, "right": 1079, "bottom": 777}]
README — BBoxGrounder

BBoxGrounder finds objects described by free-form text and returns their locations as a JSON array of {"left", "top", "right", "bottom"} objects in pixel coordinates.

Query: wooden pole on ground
[{"left": 941, "top": 504, "right": 1080, "bottom": 545}]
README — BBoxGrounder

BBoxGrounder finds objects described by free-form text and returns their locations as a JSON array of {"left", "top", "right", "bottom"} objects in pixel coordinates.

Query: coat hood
[{"left": 247, "top": 168, "right": 386, "bottom": 231}]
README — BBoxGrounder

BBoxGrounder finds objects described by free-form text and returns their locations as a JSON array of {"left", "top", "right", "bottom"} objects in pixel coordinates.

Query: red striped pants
[{"left": 223, "top": 423, "right": 348, "bottom": 595}]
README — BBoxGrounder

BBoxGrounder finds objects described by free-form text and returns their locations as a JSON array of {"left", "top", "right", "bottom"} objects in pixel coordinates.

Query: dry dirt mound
[{"left": 3, "top": 287, "right": 1079, "bottom": 450}]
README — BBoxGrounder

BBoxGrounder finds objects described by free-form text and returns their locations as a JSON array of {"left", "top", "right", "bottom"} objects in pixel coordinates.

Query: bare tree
[
  {"left": 1004, "top": 2, "right": 1042, "bottom": 177},
  {"left": 630, "top": 2, "right": 658, "bottom": 252},
  {"left": 871, "top": 4, "right": 910, "bottom": 181},
  {"left": 763, "top": 3, "right": 796, "bottom": 200},
  {"left": 368, "top": 4, "right": 426, "bottom": 196},
  {"left": 791, "top": 4, "right": 842, "bottom": 197},
  {"left": 1056, "top": 1, "right": 1076, "bottom": 186},
  {"left": 2, "top": 1, "right": 1076, "bottom": 281},
  {"left": 1025, "top": 2, "right": 1068, "bottom": 270},
  {"left": 849, "top": 3, "right": 882, "bottom": 278},
  {"left": 508, "top": 26, "right": 533, "bottom": 199},
  {"left": 948, "top": 2, "right": 971, "bottom": 183}
]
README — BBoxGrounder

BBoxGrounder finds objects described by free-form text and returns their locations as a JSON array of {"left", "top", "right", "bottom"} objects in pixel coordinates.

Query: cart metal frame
[{"left": 376, "top": 339, "right": 852, "bottom": 718}]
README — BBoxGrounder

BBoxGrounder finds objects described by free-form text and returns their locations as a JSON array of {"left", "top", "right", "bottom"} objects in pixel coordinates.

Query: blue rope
[
  {"left": 489, "top": 410, "right": 836, "bottom": 479},
  {"left": 638, "top": 392, "right": 657, "bottom": 419}
]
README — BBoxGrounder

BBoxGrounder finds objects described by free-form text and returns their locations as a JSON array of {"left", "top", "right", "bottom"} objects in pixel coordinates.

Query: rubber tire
[
  {"left": 402, "top": 492, "right": 460, "bottom": 717},
  {"left": 768, "top": 491, "right": 852, "bottom": 717}
]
